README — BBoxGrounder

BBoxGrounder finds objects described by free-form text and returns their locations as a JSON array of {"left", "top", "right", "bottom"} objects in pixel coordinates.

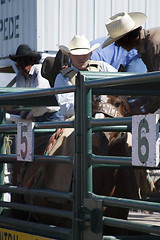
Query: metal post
[
  {"left": 72, "top": 72, "right": 83, "bottom": 240},
  {"left": 0, "top": 108, "right": 5, "bottom": 209},
  {"left": 72, "top": 73, "right": 92, "bottom": 240}
]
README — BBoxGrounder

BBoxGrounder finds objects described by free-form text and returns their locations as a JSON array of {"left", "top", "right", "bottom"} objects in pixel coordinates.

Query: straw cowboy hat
[
  {"left": 102, "top": 12, "right": 147, "bottom": 48},
  {"left": 9, "top": 44, "right": 41, "bottom": 62},
  {"left": 59, "top": 35, "right": 100, "bottom": 55}
]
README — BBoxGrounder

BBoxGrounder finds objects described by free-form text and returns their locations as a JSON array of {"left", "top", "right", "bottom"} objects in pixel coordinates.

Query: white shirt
[
  {"left": 54, "top": 61, "right": 117, "bottom": 118},
  {"left": 16, "top": 64, "right": 60, "bottom": 117}
]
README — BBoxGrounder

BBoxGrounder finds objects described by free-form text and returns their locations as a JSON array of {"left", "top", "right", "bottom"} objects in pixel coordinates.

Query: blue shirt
[{"left": 90, "top": 37, "right": 147, "bottom": 73}]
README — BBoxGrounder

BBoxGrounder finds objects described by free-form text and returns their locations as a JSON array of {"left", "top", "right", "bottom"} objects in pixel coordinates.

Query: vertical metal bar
[
  {"left": 0, "top": 108, "right": 5, "bottom": 210},
  {"left": 81, "top": 76, "right": 92, "bottom": 195},
  {"left": 72, "top": 73, "right": 92, "bottom": 240},
  {"left": 72, "top": 72, "right": 83, "bottom": 240}
]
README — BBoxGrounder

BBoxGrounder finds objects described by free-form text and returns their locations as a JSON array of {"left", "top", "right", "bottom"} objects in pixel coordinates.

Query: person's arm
[
  {"left": 98, "top": 61, "right": 118, "bottom": 72},
  {"left": 54, "top": 73, "right": 75, "bottom": 118},
  {"left": 23, "top": 65, "right": 52, "bottom": 119}
]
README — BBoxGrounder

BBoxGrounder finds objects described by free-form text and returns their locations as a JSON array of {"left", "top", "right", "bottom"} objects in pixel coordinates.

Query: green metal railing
[
  {"left": 75, "top": 71, "right": 160, "bottom": 240},
  {"left": 0, "top": 71, "right": 159, "bottom": 239}
]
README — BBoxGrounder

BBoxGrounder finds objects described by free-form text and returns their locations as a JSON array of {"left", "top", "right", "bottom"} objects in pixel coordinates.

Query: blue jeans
[{"left": 34, "top": 110, "right": 65, "bottom": 122}]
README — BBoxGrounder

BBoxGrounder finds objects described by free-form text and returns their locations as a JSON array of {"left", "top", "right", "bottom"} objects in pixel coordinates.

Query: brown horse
[{"left": 12, "top": 95, "right": 153, "bottom": 235}]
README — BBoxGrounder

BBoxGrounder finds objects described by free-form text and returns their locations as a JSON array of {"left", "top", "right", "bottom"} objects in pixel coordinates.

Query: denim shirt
[{"left": 90, "top": 37, "right": 147, "bottom": 73}]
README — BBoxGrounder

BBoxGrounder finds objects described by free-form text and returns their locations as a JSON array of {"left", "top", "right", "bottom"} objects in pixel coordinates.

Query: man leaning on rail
[{"left": 102, "top": 11, "right": 160, "bottom": 115}]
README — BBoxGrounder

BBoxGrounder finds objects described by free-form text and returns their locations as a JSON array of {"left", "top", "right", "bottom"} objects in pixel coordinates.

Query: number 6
[{"left": 138, "top": 118, "right": 149, "bottom": 164}]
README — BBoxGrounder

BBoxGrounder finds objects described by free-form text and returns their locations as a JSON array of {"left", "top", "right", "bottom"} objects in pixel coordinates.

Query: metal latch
[{"left": 81, "top": 198, "right": 103, "bottom": 240}]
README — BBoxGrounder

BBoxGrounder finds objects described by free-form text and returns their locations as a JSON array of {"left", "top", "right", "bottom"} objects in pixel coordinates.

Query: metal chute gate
[{"left": 0, "top": 71, "right": 159, "bottom": 240}]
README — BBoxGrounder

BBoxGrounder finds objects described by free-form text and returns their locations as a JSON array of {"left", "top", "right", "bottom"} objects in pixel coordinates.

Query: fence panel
[{"left": 0, "top": 72, "right": 159, "bottom": 239}]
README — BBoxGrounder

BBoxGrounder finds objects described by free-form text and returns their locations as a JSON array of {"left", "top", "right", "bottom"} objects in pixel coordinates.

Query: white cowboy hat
[
  {"left": 102, "top": 12, "right": 147, "bottom": 49},
  {"left": 59, "top": 35, "right": 100, "bottom": 55}
]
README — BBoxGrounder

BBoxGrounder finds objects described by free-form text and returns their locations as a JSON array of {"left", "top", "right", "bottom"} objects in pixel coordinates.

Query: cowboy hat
[
  {"left": 102, "top": 12, "right": 147, "bottom": 48},
  {"left": 41, "top": 50, "right": 70, "bottom": 87},
  {"left": 41, "top": 56, "right": 55, "bottom": 81},
  {"left": 9, "top": 44, "right": 41, "bottom": 62},
  {"left": 59, "top": 35, "right": 100, "bottom": 55}
]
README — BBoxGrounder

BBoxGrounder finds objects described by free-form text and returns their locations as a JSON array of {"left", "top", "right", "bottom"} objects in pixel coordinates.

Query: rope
[{"left": 5, "top": 136, "right": 13, "bottom": 154}]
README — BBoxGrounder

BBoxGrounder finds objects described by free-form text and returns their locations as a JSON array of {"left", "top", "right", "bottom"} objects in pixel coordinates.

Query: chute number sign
[
  {"left": 17, "top": 121, "right": 34, "bottom": 162},
  {"left": 132, "top": 114, "right": 159, "bottom": 167}
]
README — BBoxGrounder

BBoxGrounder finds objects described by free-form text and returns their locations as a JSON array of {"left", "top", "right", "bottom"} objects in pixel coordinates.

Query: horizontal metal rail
[
  {"left": 0, "top": 154, "right": 73, "bottom": 164},
  {"left": 0, "top": 185, "right": 73, "bottom": 200},
  {"left": 0, "top": 215, "right": 72, "bottom": 240},
  {"left": 103, "top": 216, "right": 160, "bottom": 235},
  {"left": 0, "top": 200, "right": 73, "bottom": 219},
  {"left": 84, "top": 71, "right": 160, "bottom": 88},
  {"left": 93, "top": 125, "right": 132, "bottom": 132},
  {"left": 91, "top": 193, "right": 160, "bottom": 212},
  {"left": 90, "top": 154, "right": 132, "bottom": 166},
  {"left": 103, "top": 236, "right": 160, "bottom": 240},
  {"left": 0, "top": 85, "right": 75, "bottom": 100},
  {"left": 90, "top": 117, "right": 132, "bottom": 128}
]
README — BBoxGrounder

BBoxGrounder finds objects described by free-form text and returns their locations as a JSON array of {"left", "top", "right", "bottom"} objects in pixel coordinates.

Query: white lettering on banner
[
  {"left": 17, "top": 122, "right": 34, "bottom": 162},
  {"left": 132, "top": 114, "right": 160, "bottom": 167}
]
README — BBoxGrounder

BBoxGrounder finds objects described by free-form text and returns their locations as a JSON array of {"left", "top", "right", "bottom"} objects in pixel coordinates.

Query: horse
[{"left": 12, "top": 94, "right": 154, "bottom": 235}]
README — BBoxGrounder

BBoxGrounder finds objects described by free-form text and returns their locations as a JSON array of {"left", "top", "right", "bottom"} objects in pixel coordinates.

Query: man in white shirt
[
  {"left": 9, "top": 44, "right": 64, "bottom": 121},
  {"left": 54, "top": 35, "right": 117, "bottom": 119}
]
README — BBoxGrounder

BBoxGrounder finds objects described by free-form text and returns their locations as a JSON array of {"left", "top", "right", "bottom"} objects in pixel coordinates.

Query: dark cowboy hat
[
  {"left": 41, "top": 56, "right": 55, "bottom": 82},
  {"left": 41, "top": 50, "right": 69, "bottom": 87},
  {"left": 9, "top": 44, "right": 41, "bottom": 62}
]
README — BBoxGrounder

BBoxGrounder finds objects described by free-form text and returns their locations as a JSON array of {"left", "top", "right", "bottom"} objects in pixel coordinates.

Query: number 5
[
  {"left": 20, "top": 125, "right": 28, "bottom": 160},
  {"left": 17, "top": 122, "right": 34, "bottom": 162}
]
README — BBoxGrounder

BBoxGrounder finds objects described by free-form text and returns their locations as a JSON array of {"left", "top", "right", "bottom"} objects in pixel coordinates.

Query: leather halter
[{"left": 101, "top": 102, "right": 123, "bottom": 118}]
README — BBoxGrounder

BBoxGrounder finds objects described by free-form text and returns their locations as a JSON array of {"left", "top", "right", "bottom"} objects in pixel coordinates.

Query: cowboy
[
  {"left": 9, "top": 44, "right": 64, "bottom": 121},
  {"left": 102, "top": 12, "right": 160, "bottom": 115},
  {"left": 54, "top": 35, "right": 117, "bottom": 119}
]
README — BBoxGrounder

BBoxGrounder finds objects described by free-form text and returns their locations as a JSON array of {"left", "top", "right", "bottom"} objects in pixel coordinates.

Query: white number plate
[
  {"left": 17, "top": 121, "right": 35, "bottom": 162},
  {"left": 132, "top": 114, "right": 160, "bottom": 167}
]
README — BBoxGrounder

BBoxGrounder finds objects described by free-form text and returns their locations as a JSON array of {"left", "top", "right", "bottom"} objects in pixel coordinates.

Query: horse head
[{"left": 92, "top": 95, "right": 131, "bottom": 147}]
